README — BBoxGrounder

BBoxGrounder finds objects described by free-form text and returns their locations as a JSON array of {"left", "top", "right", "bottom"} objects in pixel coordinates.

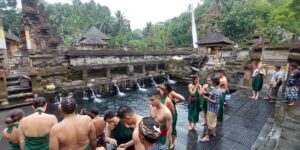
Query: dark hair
[
  {"left": 217, "top": 69, "right": 225, "bottom": 74},
  {"left": 274, "top": 65, "right": 281, "bottom": 70},
  {"left": 104, "top": 109, "right": 115, "bottom": 121},
  {"left": 192, "top": 76, "right": 199, "bottom": 82},
  {"left": 139, "top": 117, "right": 160, "bottom": 144},
  {"left": 80, "top": 108, "right": 88, "bottom": 115},
  {"left": 33, "top": 97, "right": 47, "bottom": 108},
  {"left": 165, "top": 84, "right": 173, "bottom": 93},
  {"left": 147, "top": 88, "right": 161, "bottom": 97},
  {"left": 61, "top": 98, "right": 77, "bottom": 114},
  {"left": 157, "top": 84, "right": 168, "bottom": 96},
  {"left": 290, "top": 64, "right": 298, "bottom": 69},
  {"left": 90, "top": 108, "right": 99, "bottom": 115},
  {"left": 211, "top": 77, "right": 220, "bottom": 86},
  {"left": 5, "top": 109, "right": 24, "bottom": 124},
  {"left": 117, "top": 105, "right": 134, "bottom": 119}
]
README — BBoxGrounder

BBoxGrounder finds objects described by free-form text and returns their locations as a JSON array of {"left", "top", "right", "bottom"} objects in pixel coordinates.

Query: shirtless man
[
  {"left": 217, "top": 69, "right": 228, "bottom": 122},
  {"left": 149, "top": 89, "right": 173, "bottom": 149},
  {"left": 49, "top": 98, "right": 97, "bottom": 150},
  {"left": 117, "top": 105, "right": 144, "bottom": 150},
  {"left": 19, "top": 97, "right": 58, "bottom": 150},
  {"left": 89, "top": 108, "right": 106, "bottom": 148}
]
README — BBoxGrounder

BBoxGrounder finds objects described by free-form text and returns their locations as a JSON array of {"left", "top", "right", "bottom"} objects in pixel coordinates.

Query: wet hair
[
  {"left": 90, "top": 108, "right": 99, "bottom": 115},
  {"left": 104, "top": 109, "right": 116, "bottom": 121},
  {"left": 138, "top": 117, "right": 160, "bottom": 144},
  {"left": 165, "top": 84, "right": 173, "bottom": 93},
  {"left": 5, "top": 109, "right": 24, "bottom": 124},
  {"left": 33, "top": 97, "right": 47, "bottom": 108},
  {"left": 217, "top": 69, "right": 225, "bottom": 74},
  {"left": 117, "top": 105, "right": 134, "bottom": 119},
  {"left": 274, "top": 65, "right": 281, "bottom": 70},
  {"left": 80, "top": 108, "right": 88, "bottom": 115},
  {"left": 157, "top": 84, "right": 168, "bottom": 96},
  {"left": 211, "top": 77, "right": 220, "bottom": 86},
  {"left": 61, "top": 98, "right": 77, "bottom": 114},
  {"left": 147, "top": 88, "right": 161, "bottom": 97}
]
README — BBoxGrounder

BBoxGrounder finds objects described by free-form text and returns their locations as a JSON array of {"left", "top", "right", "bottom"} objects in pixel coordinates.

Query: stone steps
[
  {"left": 6, "top": 80, "right": 20, "bottom": 86},
  {"left": 7, "top": 92, "right": 34, "bottom": 100}
]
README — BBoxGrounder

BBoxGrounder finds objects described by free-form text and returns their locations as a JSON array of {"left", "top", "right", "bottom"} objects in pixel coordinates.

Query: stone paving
[{"left": 0, "top": 89, "right": 299, "bottom": 150}]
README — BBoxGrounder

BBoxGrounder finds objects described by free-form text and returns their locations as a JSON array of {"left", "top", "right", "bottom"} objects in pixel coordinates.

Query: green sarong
[
  {"left": 9, "top": 142, "right": 21, "bottom": 150},
  {"left": 252, "top": 76, "right": 263, "bottom": 92},
  {"left": 172, "top": 107, "right": 177, "bottom": 137},
  {"left": 188, "top": 87, "right": 201, "bottom": 123},
  {"left": 157, "top": 125, "right": 171, "bottom": 150},
  {"left": 217, "top": 92, "right": 225, "bottom": 122},
  {"left": 24, "top": 134, "right": 49, "bottom": 150},
  {"left": 110, "top": 121, "right": 134, "bottom": 150},
  {"left": 84, "top": 145, "right": 91, "bottom": 150}
]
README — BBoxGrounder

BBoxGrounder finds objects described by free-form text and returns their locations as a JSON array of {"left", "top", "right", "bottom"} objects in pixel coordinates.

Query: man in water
[
  {"left": 138, "top": 117, "right": 167, "bottom": 150},
  {"left": 149, "top": 89, "right": 173, "bottom": 149},
  {"left": 49, "top": 98, "right": 97, "bottom": 150},
  {"left": 216, "top": 69, "right": 228, "bottom": 122},
  {"left": 117, "top": 105, "right": 144, "bottom": 150},
  {"left": 200, "top": 77, "right": 222, "bottom": 142},
  {"left": 19, "top": 97, "right": 58, "bottom": 150},
  {"left": 89, "top": 108, "right": 106, "bottom": 148}
]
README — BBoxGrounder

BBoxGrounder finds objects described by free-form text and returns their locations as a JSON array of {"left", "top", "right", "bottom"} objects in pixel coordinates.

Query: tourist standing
[
  {"left": 117, "top": 105, "right": 144, "bottom": 150},
  {"left": 138, "top": 117, "right": 167, "bottom": 150},
  {"left": 49, "top": 98, "right": 97, "bottom": 150},
  {"left": 264, "top": 65, "right": 283, "bottom": 103},
  {"left": 104, "top": 109, "right": 134, "bottom": 150},
  {"left": 284, "top": 64, "right": 300, "bottom": 107},
  {"left": 148, "top": 89, "right": 173, "bottom": 150},
  {"left": 200, "top": 77, "right": 222, "bottom": 142},
  {"left": 3, "top": 109, "right": 24, "bottom": 150},
  {"left": 216, "top": 69, "right": 228, "bottom": 122},
  {"left": 19, "top": 97, "right": 58, "bottom": 150},
  {"left": 165, "top": 83, "right": 185, "bottom": 149},
  {"left": 250, "top": 63, "right": 266, "bottom": 100},
  {"left": 187, "top": 76, "right": 202, "bottom": 130},
  {"left": 89, "top": 108, "right": 106, "bottom": 148},
  {"left": 202, "top": 76, "right": 214, "bottom": 125}
]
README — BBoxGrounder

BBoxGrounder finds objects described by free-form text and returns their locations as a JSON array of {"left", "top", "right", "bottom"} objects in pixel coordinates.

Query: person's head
[
  {"left": 138, "top": 117, "right": 160, "bottom": 146},
  {"left": 217, "top": 69, "right": 225, "bottom": 78},
  {"left": 211, "top": 77, "right": 220, "bottom": 87},
  {"left": 206, "top": 76, "right": 212, "bottom": 85},
  {"left": 290, "top": 64, "right": 298, "bottom": 71},
  {"left": 147, "top": 89, "right": 162, "bottom": 107},
  {"left": 258, "top": 63, "right": 263, "bottom": 69},
  {"left": 157, "top": 84, "right": 168, "bottom": 96},
  {"left": 274, "top": 65, "right": 281, "bottom": 72},
  {"left": 80, "top": 108, "right": 88, "bottom": 115},
  {"left": 165, "top": 83, "right": 173, "bottom": 94},
  {"left": 5, "top": 109, "right": 24, "bottom": 124},
  {"left": 89, "top": 108, "right": 99, "bottom": 119},
  {"left": 32, "top": 97, "right": 47, "bottom": 110},
  {"left": 117, "top": 105, "right": 135, "bottom": 126},
  {"left": 104, "top": 109, "right": 119, "bottom": 125},
  {"left": 192, "top": 76, "right": 199, "bottom": 84},
  {"left": 60, "top": 98, "right": 77, "bottom": 115},
  {"left": 68, "top": 91, "right": 74, "bottom": 97}
]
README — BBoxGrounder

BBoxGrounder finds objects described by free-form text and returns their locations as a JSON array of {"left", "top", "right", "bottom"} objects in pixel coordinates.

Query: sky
[{"left": 17, "top": 0, "right": 202, "bottom": 29}]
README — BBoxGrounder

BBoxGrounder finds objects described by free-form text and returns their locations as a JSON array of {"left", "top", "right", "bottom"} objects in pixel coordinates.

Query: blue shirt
[
  {"left": 271, "top": 71, "right": 282, "bottom": 86},
  {"left": 208, "top": 86, "right": 222, "bottom": 113}
]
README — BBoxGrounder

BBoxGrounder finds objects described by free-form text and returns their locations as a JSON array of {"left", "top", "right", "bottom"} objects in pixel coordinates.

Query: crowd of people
[{"left": 2, "top": 64, "right": 299, "bottom": 150}]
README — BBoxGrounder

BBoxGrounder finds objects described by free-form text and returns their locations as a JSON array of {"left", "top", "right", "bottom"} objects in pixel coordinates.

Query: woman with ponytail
[{"left": 2, "top": 109, "right": 24, "bottom": 150}]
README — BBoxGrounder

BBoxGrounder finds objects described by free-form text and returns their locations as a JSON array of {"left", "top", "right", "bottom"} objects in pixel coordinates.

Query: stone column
[
  {"left": 142, "top": 65, "right": 146, "bottom": 73},
  {"left": 82, "top": 69, "right": 88, "bottom": 81},
  {"left": 106, "top": 68, "right": 112, "bottom": 78},
  {"left": 29, "top": 68, "right": 40, "bottom": 94},
  {"left": 0, "top": 69, "right": 8, "bottom": 105},
  {"left": 155, "top": 64, "right": 159, "bottom": 71}
]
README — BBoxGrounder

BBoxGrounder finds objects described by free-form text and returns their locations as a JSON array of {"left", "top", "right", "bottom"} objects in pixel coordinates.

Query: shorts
[{"left": 207, "top": 111, "right": 217, "bottom": 129}]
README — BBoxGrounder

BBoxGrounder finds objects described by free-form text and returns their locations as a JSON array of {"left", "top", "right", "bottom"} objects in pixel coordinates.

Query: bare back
[
  {"left": 20, "top": 112, "right": 57, "bottom": 137},
  {"left": 93, "top": 116, "right": 106, "bottom": 135},
  {"left": 220, "top": 76, "right": 228, "bottom": 91},
  {"left": 49, "top": 115, "right": 96, "bottom": 150},
  {"left": 132, "top": 127, "right": 144, "bottom": 150},
  {"left": 3, "top": 126, "right": 21, "bottom": 144}
]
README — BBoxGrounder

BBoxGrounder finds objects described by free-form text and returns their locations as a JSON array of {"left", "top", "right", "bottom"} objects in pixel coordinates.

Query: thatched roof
[
  {"left": 290, "top": 39, "right": 300, "bottom": 50},
  {"left": 79, "top": 37, "right": 108, "bottom": 45},
  {"left": 82, "top": 26, "right": 110, "bottom": 40},
  {"left": 196, "top": 32, "right": 234, "bottom": 47},
  {"left": 5, "top": 32, "right": 19, "bottom": 42}
]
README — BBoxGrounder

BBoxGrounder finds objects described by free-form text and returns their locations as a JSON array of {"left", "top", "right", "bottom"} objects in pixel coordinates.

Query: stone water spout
[{"left": 112, "top": 80, "right": 125, "bottom": 96}]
